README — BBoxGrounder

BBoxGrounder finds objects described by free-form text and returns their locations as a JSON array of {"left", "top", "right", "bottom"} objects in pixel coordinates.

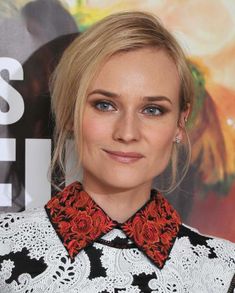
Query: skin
[{"left": 81, "top": 48, "right": 188, "bottom": 223}]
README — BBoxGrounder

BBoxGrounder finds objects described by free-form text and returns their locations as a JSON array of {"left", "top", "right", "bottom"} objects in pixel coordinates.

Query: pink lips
[{"left": 103, "top": 149, "right": 144, "bottom": 163}]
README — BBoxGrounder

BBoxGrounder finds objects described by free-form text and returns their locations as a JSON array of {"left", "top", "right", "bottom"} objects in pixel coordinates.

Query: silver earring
[{"left": 174, "top": 136, "right": 181, "bottom": 144}]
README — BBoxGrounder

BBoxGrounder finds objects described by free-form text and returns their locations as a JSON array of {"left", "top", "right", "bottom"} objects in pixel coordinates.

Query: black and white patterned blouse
[{"left": 0, "top": 182, "right": 234, "bottom": 293}]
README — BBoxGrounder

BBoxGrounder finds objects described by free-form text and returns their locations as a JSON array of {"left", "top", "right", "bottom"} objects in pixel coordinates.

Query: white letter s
[{"left": 0, "top": 57, "right": 24, "bottom": 125}]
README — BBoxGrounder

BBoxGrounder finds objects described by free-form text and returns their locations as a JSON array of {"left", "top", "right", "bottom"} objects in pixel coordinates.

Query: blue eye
[
  {"left": 94, "top": 101, "right": 115, "bottom": 111},
  {"left": 142, "top": 106, "right": 162, "bottom": 116}
]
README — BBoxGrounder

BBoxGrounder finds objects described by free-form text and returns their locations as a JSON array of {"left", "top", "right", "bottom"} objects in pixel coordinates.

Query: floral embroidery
[
  {"left": 121, "top": 193, "right": 181, "bottom": 268},
  {"left": 45, "top": 182, "right": 116, "bottom": 259},
  {"left": 45, "top": 182, "right": 181, "bottom": 268}
]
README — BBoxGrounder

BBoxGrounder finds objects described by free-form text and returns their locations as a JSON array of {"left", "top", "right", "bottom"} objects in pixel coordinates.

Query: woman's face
[{"left": 82, "top": 48, "right": 186, "bottom": 191}]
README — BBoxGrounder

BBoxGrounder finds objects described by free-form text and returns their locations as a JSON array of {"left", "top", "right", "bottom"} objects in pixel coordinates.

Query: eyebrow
[{"left": 88, "top": 89, "right": 172, "bottom": 104}]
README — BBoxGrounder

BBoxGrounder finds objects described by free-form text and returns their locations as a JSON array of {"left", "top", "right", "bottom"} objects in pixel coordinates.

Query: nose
[{"left": 112, "top": 111, "right": 141, "bottom": 143}]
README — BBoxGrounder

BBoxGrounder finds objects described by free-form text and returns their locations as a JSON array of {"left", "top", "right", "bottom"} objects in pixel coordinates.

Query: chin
[
  {"left": 82, "top": 160, "right": 163, "bottom": 192},
  {"left": 96, "top": 170, "right": 152, "bottom": 192}
]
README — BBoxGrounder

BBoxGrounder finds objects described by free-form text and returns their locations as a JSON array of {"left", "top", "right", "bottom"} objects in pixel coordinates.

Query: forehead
[{"left": 89, "top": 48, "right": 180, "bottom": 102}]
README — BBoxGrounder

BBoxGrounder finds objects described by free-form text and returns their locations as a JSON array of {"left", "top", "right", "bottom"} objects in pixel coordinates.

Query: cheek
[
  {"left": 149, "top": 123, "right": 177, "bottom": 147},
  {"left": 82, "top": 114, "right": 111, "bottom": 146},
  {"left": 147, "top": 123, "right": 177, "bottom": 160}
]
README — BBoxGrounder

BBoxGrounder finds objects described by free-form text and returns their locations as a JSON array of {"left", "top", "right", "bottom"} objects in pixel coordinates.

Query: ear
[{"left": 174, "top": 105, "right": 190, "bottom": 143}]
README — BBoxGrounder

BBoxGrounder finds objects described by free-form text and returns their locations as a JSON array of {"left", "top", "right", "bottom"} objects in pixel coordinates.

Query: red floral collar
[{"left": 45, "top": 181, "right": 181, "bottom": 269}]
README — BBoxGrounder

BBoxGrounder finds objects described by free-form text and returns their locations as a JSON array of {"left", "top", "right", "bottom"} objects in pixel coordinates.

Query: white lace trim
[{"left": 0, "top": 209, "right": 234, "bottom": 293}]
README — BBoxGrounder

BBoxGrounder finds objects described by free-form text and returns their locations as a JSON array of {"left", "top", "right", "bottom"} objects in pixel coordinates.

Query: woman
[{"left": 0, "top": 11, "right": 234, "bottom": 293}]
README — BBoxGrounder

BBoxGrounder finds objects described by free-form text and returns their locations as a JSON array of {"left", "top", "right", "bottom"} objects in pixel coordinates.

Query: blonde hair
[{"left": 50, "top": 11, "right": 194, "bottom": 191}]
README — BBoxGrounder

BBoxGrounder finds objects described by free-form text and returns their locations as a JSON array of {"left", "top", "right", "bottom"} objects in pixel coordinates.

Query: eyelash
[
  {"left": 92, "top": 100, "right": 116, "bottom": 112},
  {"left": 142, "top": 106, "right": 165, "bottom": 116},
  {"left": 91, "top": 99, "right": 167, "bottom": 116}
]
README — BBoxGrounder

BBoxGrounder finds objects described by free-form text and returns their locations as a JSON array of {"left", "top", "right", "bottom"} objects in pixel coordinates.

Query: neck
[{"left": 82, "top": 177, "right": 152, "bottom": 223}]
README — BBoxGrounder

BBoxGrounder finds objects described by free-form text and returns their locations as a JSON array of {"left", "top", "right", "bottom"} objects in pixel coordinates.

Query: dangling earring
[{"left": 174, "top": 136, "right": 181, "bottom": 144}]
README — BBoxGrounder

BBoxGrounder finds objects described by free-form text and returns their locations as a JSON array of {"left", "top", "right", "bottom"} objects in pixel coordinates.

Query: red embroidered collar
[{"left": 45, "top": 181, "right": 181, "bottom": 269}]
